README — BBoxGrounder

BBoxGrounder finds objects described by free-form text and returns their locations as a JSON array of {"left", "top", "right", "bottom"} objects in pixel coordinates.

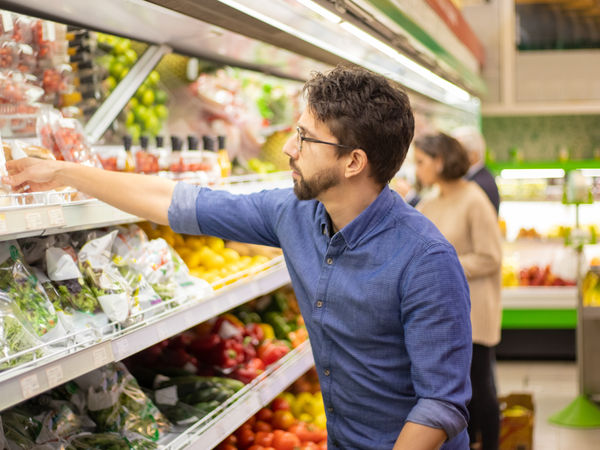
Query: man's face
[{"left": 283, "top": 109, "right": 344, "bottom": 201}]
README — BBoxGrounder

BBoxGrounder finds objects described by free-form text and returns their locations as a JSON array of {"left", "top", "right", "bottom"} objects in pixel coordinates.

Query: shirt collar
[
  {"left": 317, "top": 186, "right": 396, "bottom": 249},
  {"left": 466, "top": 161, "right": 484, "bottom": 179}
]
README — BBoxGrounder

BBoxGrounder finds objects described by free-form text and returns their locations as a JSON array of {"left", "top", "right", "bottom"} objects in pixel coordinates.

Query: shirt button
[
  {"left": 324, "top": 369, "right": 330, "bottom": 376},
  {"left": 322, "top": 228, "right": 327, "bottom": 235},
  {"left": 328, "top": 407, "right": 334, "bottom": 413},
  {"left": 326, "top": 257, "right": 333, "bottom": 265},
  {"left": 316, "top": 300, "right": 323, "bottom": 308}
]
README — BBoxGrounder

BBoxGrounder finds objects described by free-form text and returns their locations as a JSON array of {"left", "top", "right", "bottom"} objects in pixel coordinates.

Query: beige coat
[{"left": 418, "top": 181, "right": 502, "bottom": 346}]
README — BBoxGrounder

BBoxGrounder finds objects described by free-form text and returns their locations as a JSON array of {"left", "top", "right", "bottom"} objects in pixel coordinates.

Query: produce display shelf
[
  {"left": 0, "top": 259, "right": 291, "bottom": 412},
  {"left": 489, "top": 159, "right": 600, "bottom": 173},
  {"left": 501, "top": 286, "right": 577, "bottom": 309},
  {"left": 0, "top": 198, "right": 141, "bottom": 242},
  {"left": 161, "top": 341, "right": 315, "bottom": 450}
]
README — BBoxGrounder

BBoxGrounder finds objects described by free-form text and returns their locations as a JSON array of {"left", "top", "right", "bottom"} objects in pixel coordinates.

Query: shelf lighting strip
[
  {"left": 215, "top": 0, "right": 479, "bottom": 113},
  {"left": 500, "top": 169, "right": 566, "bottom": 179}
]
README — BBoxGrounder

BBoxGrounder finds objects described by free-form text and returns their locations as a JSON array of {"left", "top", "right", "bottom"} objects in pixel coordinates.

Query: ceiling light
[{"left": 296, "top": 0, "right": 342, "bottom": 23}]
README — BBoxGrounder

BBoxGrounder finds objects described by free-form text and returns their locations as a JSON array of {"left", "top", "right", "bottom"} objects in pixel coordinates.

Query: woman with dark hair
[{"left": 415, "top": 132, "right": 502, "bottom": 450}]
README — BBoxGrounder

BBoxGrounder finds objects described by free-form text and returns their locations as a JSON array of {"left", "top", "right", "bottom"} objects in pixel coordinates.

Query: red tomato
[
  {"left": 318, "top": 440, "right": 327, "bottom": 450},
  {"left": 271, "top": 410, "right": 296, "bottom": 431},
  {"left": 272, "top": 431, "right": 301, "bottom": 450},
  {"left": 257, "top": 407, "right": 274, "bottom": 422},
  {"left": 254, "top": 420, "right": 273, "bottom": 432},
  {"left": 236, "top": 428, "right": 255, "bottom": 449},
  {"left": 270, "top": 397, "right": 291, "bottom": 412},
  {"left": 300, "top": 443, "right": 319, "bottom": 450},
  {"left": 216, "top": 445, "right": 236, "bottom": 450},
  {"left": 255, "top": 431, "right": 274, "bottom": 447},
  {"left": 288, "top": 423, "right": 327, "bottom": 443},
  {"left": 247, "top": 446, "right": 265, "bottom": 450}
]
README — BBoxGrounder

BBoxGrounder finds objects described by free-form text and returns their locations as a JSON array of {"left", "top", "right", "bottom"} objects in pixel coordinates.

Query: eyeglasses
[{"left": 296, "top": 127, "right": 353, "bottom": 153}]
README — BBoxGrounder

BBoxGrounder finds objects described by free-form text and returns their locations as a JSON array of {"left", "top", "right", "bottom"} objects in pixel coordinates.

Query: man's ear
[{"left": 344, "top": 148, "right": 368, "bottom": 179}]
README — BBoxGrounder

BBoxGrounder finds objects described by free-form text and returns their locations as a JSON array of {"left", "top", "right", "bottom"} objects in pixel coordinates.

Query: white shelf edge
[
  {"left": 502, "top": 286, "right": 577, "bottom": 309},
  {"left": 164, "top": 342, "right": 315, "bottom": 450},
  {"left": 0, "top": 263, "right": 291, "bottom": 412},
  {"left": 0, "top": 200, "right": 141, "bottom": 242}
]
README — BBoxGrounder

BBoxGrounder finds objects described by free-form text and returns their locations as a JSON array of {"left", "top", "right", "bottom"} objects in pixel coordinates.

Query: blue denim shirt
[{"left": 169, "top": 183, "right": 472, "bottom": 449}]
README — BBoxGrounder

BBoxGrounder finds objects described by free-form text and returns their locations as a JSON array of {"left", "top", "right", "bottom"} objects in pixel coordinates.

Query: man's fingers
[{"left": 3, "top": 168, "right": 32, "bottom": 187}]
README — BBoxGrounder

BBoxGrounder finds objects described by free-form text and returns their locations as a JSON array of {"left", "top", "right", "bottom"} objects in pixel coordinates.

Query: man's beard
[{"left": 292, "top": 165, "right": 341, "bottom": 200}]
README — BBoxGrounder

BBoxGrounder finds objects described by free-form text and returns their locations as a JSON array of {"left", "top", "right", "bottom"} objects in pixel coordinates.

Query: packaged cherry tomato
[
  {"left": 36, "top": 106, "right": 62, "bottom": 159},
  {"left": 12, "top": 15, "right": 34, "bottom": 44},
  {"left": 0, "top": 42, "right": 17, "bottom": 71},
  {"left": 0, "top": 70, "right": 44, "bottom": 104}
]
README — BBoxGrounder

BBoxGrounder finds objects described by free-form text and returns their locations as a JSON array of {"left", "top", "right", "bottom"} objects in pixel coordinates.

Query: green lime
[
  {"left": 135, "top": 87, "right": 147, "bottom": 101},
  {"left": 109, "top": 61, "right": 125, "bottom": 79},
  {"left": 154, "top": 89, "right": 167, "bottom": 104},
  {"left": 125, "top": 111, "right": 135, "bottom": 126},
  {"left": 124, "top": 49, "right": 138, "bottom": 65},
  {"left": 154, "top": 104, "right": 168, "bottom": 119},
  {"left": 118, "top": 67, "right": 129, "bottom": 80},
  {"left": 144, "top": 114, "right": 159, "bottom": 133},
  {"left": 128, "top": 97, "right": 138, "bottom": 109},
  {"left": 113, "top": 40, "right": 130, "bottom": 55},
  {"left": 141, "top": 89, "right": 155, "bottom": 106},
  {"left": 105, "top": 76, "right": 117, "bottom": 91},
  {"left": 133, "top": 105, "right": 149, "bottom": 123},
  {"left": 115, "top": 54, "right": 128, "bottom": 66},
  {"left": 127, "top": 124, "right": 141, "bottom": 142},
  {"left": 147, "top": 71, "right": 160, "bottom": 86}
]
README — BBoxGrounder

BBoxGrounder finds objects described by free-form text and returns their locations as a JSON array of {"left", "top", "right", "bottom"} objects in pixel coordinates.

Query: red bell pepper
[
  {"left": 231, "top": 357, "right": 265, "bottom": 384},
  {"left": 258, "top": 339, "right": 290, "bottom": 366}
]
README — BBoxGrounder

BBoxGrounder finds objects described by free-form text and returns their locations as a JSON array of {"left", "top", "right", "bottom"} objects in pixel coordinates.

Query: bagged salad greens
[
  {"left": 33, "top": 266, "right": 108, "bottom": 336},
  {"left": 1, "top": 407, "right": 42, "bottom": 449},
  {"left": 0, "top": 299, "right": 42, "bottom": 370},
  {"left": 78, "top": 232, "right": 132, "bottom": 324},
  {"left": 0, "top": 241, "right": 63, "bottom": 341},
  {"left": 75, "top": 362, "right": 170, "bottom": 442}
]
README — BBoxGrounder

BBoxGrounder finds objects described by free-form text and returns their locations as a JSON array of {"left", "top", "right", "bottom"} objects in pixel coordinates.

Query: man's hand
[
  {"left": 393, "top": 422, "right": 447, "bottom": 450},
  {"left": 3, "top": 157, "right": 176, "bottom": 226},
  {"left": 4, "top": 158, "right": 67, "bottom": 192}
]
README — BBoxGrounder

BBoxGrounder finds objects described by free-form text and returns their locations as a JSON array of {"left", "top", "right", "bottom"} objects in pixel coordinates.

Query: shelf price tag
[
  {"left": 47, "top": 207, "right": 65, "bottom": 227},
  {"left": 25, "top": 211, "right": 43, "bottom": 230},
  {"left": 114, "top": 339, "right": 129, "bottom": 360},
  {"left": 92, "top": 346, "right": 110, "bottom": 367},
  {"left": 46, "top": 365, "right": 64, "bottom": 387},
  {"left": 20, "top": 374, "right": 41, "bottom": 399}
]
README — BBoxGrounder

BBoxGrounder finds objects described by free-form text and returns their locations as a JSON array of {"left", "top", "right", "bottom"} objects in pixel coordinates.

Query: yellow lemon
[
  {"left": 221, "top": 248, "right": 240, "bottom": 263},
  {"left": 207, "top": 236, "right": 225, "bottom": 252}
]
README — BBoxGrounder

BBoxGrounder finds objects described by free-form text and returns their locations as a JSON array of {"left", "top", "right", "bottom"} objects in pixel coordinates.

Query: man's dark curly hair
[{"left": 303, "top": 65, "right": 415, "bottom": 186}]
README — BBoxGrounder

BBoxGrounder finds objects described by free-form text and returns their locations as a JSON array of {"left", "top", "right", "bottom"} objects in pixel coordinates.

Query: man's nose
[{"left": 283, "top": 135, "right": 298, "bottom": 159}]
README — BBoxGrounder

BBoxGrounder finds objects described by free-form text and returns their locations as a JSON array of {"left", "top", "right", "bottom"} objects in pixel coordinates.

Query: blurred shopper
[
  {"left": 6, "top": 66, "right": 472, "bottom": 449},
  {"left": 452, "top": 126, "right": 500, "bottom": 215},
  {"left": 414, "top": 133, "right": 502, "bottom": 450}
]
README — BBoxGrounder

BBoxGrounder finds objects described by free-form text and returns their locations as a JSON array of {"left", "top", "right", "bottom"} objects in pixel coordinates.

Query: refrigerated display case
[{"left": 0, "top": 1, "right": 485, "bottom": 447}]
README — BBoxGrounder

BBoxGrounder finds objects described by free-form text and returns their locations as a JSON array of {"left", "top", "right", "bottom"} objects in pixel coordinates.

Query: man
[
  {"left": 451, "top": 126, "right": 500, "bottom": 215},
  {"left": 5, "top": 66, "right": 471, "bottom": 450}
]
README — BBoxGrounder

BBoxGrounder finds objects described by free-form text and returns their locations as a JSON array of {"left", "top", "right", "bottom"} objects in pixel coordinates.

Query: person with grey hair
[{"left": 451, "top": 126, "right": 500, "bottom": 214}]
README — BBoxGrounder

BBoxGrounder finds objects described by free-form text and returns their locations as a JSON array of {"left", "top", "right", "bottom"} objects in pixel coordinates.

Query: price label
[
  {"left": 47, "top": 207, "right": 65, "bottom": 227},
  {"left": 92, "top": 346, "right": 109, "bottom": 367},
  {"left": 46, "top": 365, "right": 64, "bottom": 387},
  {"left": 184, "top": 312, "right": 195, "bottom": 328},
  {"left": 42, "top": 22, "right": 56, "bottom": 41},
  {"left": 1, "top": 12, "right": 13, "bottom": 33},
  {"left": 156, "top": 323, "right": 169, "bottom": 341},
  {"left": 25, "top": 212, "right": 43, "bottom": 230},
  {"left": 20, "top": 374, "right": 41, "bottom": 399},
  {"left": 0, "top": 214, "right": 7, "bottom": 234},
  {"left": 114, "top": 339, "right": 129, "bottom": 360}
]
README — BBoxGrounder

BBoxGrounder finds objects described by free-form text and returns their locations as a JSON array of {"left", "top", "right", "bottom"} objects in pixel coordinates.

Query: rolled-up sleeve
[
  {"left": 401, "top": 243, "right": 472, "bottom": 440},
  {"left": 168, "top": 181, "right": 289, "bottom": 247}
]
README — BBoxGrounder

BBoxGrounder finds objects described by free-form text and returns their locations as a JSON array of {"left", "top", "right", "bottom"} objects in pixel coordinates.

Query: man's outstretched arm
[{"left": 4, "top": 158, "right": 175, "bottom": 225}]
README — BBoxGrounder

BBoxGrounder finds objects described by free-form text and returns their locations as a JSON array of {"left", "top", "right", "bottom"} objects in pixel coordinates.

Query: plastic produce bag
[
  {"left": 1, "top": 407, "right": 42, "bottom": 449},
  {"left": 75, "top": 362, "right": 170, "bottom": 442},
  {"left": 0, "top": 299, "right": 43, "bottom": 370},
  {"left": 0, "top": 70, "right": 44, "bottom": 104},
  {"left": 0, "top": 241, "right": 63, "bottom": 341},
  {"left": 78, "top": 232, "right": 132, "bottom": 323}
]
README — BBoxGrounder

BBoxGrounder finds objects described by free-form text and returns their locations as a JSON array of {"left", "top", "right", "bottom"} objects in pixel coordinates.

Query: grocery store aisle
[{"left": 496, "top": 361, "right": 600, "bottom": 450}]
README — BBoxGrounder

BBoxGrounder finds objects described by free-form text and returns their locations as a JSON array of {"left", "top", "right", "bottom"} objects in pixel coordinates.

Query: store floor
[{"left": 497, "top": 361, "right": 600, "bottom": 450}]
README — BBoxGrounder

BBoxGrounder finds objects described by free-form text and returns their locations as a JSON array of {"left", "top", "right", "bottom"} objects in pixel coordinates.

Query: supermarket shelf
[
  {"left": 162, "top": 342, "right": 315, "bottom": 450},
  {"left": 502, "top": 287, "right": 577, "bottom": 309},
  {"left": 489, "top": 160, "right": 600, "bottom": 173},
  {"left": 583, "top": 307, "right": 600, "bottom": 320},
  {"left": 0, "top": 260, "right": 291, "bottom": 412},
  {"left": 0, "top": 199, "right": 141, "bottom": 242}
]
